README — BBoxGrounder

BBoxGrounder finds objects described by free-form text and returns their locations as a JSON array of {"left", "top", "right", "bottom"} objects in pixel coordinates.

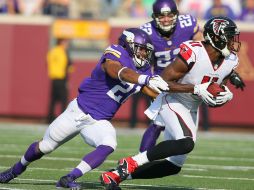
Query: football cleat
[
  {"left": 117, "top": 157, "right": 138, "bottom": 181},
  {"left": 0, "top": 167, "right": 17, "bottom": 183},
  {"left": 100, "top": 170, "right": 121, "bottom": 190},
  {"left": 56, "top": 175, "right": 81, "bottom": 190}
]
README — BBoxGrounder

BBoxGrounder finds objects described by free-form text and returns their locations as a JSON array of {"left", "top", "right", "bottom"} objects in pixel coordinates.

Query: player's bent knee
[
  {"left": 39, "top": 139, "right": 58, "bottom": 154},
  {"left": 100, "top": 137, "right": 117, "bottom": 150},
  {"left": 183, "top": 137, "right": 195, "bottom": 153},
  {"left": 101, "top": 142, "right": 117, "bottom": 151}
]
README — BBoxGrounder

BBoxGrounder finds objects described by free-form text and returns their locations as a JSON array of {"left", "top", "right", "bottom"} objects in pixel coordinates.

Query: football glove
[
  {"left": 148, "top": 75, "right": 169, "bottom": 93},
  {"left": 216, "top": 85, "right": 233, "bottom": 105},
  {"left": 229, "top": 71, "right": 245, "bottom": 91},
  {"left": 194, "top": 82, "right": 216, "bottom": 107}
]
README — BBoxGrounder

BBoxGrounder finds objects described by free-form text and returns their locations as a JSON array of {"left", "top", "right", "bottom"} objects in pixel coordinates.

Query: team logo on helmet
[
  {"left": 211, "top": 19, "right": 229, "bottom": 35},
  {"left": 161, "top": 6, "right": 171, "bottom": 13}
]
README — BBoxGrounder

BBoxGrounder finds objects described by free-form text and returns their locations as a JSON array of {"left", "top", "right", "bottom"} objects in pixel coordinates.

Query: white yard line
[
  {"left": 190, "top": 155, "right": 254, "bottom": 162},
  {"left": 185, "top": 164, "right": 254, "bottom": 171},
  {"left": 0, "top": 122, "right": 254, "bottom": 140},
  {"left": 0, "top": 164, "right": 253, "bottom": 181},
  {"left": 182, "top": 174, "right": 254, "bottom": 181},
  {"left": 0, "top": 187, "right": 28, "bottom": 190},
  {"left": 0, "top": 155, "right": 254, "bottom": 171}
]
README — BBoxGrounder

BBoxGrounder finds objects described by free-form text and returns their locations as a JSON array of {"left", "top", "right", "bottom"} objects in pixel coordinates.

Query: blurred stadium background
[{"left": 0, "top": 0, "right": 253, "bottom": 129}]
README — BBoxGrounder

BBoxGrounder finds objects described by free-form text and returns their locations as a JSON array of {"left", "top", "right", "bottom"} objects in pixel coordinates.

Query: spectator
[
  {"left": 0, "top": 0, "right": 18, "bottom": 14},
  {"left": 204, "top": 0, "right": 236, "bottom": 20},
  {"left": 46, "top": 38, "right": 72, "bottom": 124},
  {"left": 16, "top": 0, "right": 44, "bottom": 16},
  {"left": 100, "top": 0, "right": 121, "bottom": 18},
  {"left": 43, "top": 0, "right": 69, "bottom": 17},
  {"left": 8, "top": 0, "right": 19, "bottom": 14},
  {"left": 69, "top": 0, "right": 99, "bottom": 19},
  {"left": 0, "top": 0, "right": 8, "bottom": 13},
  {"left": 239, "top": 0, "right": 254, "bottom": 21},
  {"left": 178, "top": 0, "right": 212, "bottom": 19},
  {"left": 142, "top": 0, "right": 154, "bottom": 16},
  {"left": 122, "top": 0, "right": 149, "bottom": 18},
  {"left": 222, "top": 0, "right": 241, "bottom": 18}
]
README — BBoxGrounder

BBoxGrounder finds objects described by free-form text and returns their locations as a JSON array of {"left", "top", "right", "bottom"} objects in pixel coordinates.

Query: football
[{"left": 207, "top": 82, "right": 225, "bottom": 97}]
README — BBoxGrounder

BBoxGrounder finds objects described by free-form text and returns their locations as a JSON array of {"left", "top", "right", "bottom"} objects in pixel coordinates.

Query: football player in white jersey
[
  {"left": 100, "top": 16, "right": 241, "bottom": 189},
  {"left": 138, "top": 0, "right": 245, "bottom": 155},
  {"left": 138, "top": 0, "right": 203, "bottom": 153}
]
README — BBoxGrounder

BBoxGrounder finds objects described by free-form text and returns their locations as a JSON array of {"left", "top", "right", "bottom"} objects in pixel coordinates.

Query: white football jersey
[{"left": 172, "top": 40, "right": 239, "bottom": 110}]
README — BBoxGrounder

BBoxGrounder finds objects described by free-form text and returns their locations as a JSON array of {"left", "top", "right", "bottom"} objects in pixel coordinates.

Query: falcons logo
[{"left": 211, "top": 19, "right": 229, "bottom": 35}]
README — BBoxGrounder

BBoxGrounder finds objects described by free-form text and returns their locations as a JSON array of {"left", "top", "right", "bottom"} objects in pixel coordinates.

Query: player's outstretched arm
[
  {"left": 102, "top": 59, "right": 140, "bottom": 82},
  {"left": 141, "top": 86, "right": 158, "bottom": 99},
  {"left": 102, "top": 59, "right": 169, "bottom": 93}
]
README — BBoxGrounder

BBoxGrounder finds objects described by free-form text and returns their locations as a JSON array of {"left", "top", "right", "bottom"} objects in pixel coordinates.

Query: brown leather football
[{"left": 207, "top": 83, "right": 225, "bottom": 97}]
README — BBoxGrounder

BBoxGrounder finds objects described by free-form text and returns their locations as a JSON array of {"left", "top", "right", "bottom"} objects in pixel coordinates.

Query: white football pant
[
  {"left": 158, "top": 94, "right": 198, "bottom": 167},
  {"left": 39, "top": 99, "right": 117, "bottom": 154}
]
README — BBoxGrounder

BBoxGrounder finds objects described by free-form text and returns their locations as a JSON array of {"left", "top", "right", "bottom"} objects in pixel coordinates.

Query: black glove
[{"left": 229, "top": 71, "right": 246, "bottom": 91}]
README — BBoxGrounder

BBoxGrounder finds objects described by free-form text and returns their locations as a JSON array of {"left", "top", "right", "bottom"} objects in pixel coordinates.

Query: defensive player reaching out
[
  {"left": 0, "top": 28, "right": 169, "bottom": 189},
  {"left": 100, "top": 16, "right": 241, "bottom": 190},
  {"left": 139, "top": 0, "right": 245, "bottom": 154}
]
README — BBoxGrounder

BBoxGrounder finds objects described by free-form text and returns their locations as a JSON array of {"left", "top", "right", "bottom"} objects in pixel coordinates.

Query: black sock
[
  {"left": 131, "top": 160, "right": 181, "bottom": 179},
  {"left": 147, "top": 137, "right": 194, "bottom": 161}
]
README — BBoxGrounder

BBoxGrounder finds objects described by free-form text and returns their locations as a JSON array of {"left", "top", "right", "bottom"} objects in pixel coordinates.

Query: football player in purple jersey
[
  {"left": 0, "top": 28, "right": 169, "bottom": 189},
  {"left": 138, "top": 0, "right": 245, "bottom": 154},
  {"left": 138, "top": 0, "right": 203, "bottom": 154}
]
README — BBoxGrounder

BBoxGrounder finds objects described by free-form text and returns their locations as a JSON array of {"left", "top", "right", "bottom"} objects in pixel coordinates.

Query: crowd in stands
[{"left": 0, "top": 0, "right": 253, "bottom": 21}]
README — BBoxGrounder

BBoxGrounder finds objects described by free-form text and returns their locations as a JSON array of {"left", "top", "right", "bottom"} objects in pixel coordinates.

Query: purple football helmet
[
  {"left": 203, "top": 16, "right": 241, "bottom": 57},
  {"left": 118, "top": 28, "right": 154, "bottom": 68},
  {"left": 152, "top": 0, "right": 179, "bottom": 34}
]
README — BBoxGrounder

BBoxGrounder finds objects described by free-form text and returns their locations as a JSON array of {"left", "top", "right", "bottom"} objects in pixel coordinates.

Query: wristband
[
  {"left": 138, "top": 75, "right": 150, "bottom": 85},
  {"left": 193, "top": 85, "right": 199, "bottom": 95},
  {"left": 117, "top": 67, "right": 127, "bottom": 82}
]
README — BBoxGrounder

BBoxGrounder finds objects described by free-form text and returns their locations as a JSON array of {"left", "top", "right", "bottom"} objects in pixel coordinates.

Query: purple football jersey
[
  {"left": 77, "top": 45, "right": 151, "bottom": 120},
  {"left": 140, "top": 14, "right": 199, "bottom": 75}
]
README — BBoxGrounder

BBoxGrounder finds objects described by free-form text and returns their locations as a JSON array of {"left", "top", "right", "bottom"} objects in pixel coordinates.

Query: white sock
[
  {"left": 132, "top": 151, "right": 149, "bottom": 166},
  {"left": 21, "top": 156, "right": 30, "bottom": 166},
  {"left": 76, "top": 161, "right": 92, "bottom": 174}
]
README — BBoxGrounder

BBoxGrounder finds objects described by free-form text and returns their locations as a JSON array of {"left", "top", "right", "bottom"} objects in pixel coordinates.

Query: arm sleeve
[{"left": 178, "top": 43, "right": 196, "bottom": 70}]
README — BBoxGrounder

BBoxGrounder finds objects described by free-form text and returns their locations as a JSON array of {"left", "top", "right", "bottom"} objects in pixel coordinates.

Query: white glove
[
  {"left": 148, "top": 75, "right": 169, "bottom": 93},
  {"left": 194, "top": 82, "right": 216, "bottom": 107},
  {"left": 216, "top": 85, "right": 233, "bottom": 105}
]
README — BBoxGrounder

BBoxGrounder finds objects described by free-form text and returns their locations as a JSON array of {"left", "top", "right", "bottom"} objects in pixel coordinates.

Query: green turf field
[{"left": 0, "top": 122, "right": 253, "bottom": 190}]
